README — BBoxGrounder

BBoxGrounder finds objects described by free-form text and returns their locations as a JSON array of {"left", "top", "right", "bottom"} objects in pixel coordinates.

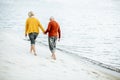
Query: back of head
[
  {"left": 50, "top": 16, "right": 54, "bottom": 21},
  {"left": 28, "top": 11, "right": 34, "bottom": 17}
]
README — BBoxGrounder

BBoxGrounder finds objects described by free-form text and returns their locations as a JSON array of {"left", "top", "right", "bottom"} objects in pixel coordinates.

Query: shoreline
[
  {"left": 38, "top": 41, "right": 120, "bottom": 73},
  {"left": 0, "top": 28, "right": 120, "bottom": 80}
]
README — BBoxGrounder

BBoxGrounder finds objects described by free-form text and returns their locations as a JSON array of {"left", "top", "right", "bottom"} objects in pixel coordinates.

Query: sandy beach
[{"left": 0, "top": 28, "right": 120, "bottom": 80}]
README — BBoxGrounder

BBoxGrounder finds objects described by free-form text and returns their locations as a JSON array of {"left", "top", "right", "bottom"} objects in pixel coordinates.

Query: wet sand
[{"left": 0, "top": 29, "right": 120, "bottom": 80}]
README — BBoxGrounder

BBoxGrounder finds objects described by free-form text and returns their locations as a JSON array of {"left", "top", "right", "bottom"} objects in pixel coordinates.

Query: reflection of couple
[{"left": 25, "top": 11, "right": 61, "bottom": 60}]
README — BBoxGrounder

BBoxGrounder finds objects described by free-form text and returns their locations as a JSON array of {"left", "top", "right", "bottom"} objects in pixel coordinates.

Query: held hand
[
  {"left": 44, "top": 32, "right": 46, "bottom": 34},
  {"left": 44, "top": 32, "right": 47, "bottom": 35}
]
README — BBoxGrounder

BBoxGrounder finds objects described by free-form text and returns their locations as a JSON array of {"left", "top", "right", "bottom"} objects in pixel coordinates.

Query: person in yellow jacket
[{"left": 25, "top": 11, "right": 45, "bottom": 56}]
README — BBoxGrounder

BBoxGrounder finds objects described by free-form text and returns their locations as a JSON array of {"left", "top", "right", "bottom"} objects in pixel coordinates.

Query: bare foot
[
  {"left": 53, "top": 57, "right": 56, "bottom": 60},
  {"left": 52, "top": 55, "right": 56, "bottom": 60}
]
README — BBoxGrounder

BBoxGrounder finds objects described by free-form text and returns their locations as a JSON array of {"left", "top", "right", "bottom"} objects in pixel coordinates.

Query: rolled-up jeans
[
  {"left": 29, "top": 32, "right": 38, "bottom": 45},
  {"left": 48, "top": 36, "right": 57, "bottom": 53}
]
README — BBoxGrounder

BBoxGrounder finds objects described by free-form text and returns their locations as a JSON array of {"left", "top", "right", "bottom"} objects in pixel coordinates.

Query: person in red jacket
[{"left": 44, "top": 17, "right": 61, "bottom": 60}]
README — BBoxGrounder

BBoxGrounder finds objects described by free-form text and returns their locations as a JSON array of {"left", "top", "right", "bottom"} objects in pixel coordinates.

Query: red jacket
[{"left": 45, "top": 20, "right": 61, "bottom": 38}]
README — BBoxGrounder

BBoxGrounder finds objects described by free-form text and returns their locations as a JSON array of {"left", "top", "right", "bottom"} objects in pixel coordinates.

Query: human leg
[
  {"left": 29, "top": 33, "right": 38, "bottom": 56},
  {"left": 48, "top": 37, "right": 57, "bottom": 60}
]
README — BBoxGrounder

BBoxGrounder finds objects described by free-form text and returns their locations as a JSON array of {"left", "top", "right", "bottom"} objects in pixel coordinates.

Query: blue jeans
[
  {"left": 48, "top": 37, "right": 57, "bottom": 53},
  {"left": 29, "top": 32, "right": 38, "bottom": 45}
]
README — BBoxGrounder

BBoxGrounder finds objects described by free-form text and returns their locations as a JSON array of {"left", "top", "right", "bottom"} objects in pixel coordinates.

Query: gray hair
[
  {"left": 28, "top": 11, "right": 34, "bottom": 17},
  {"left": 50, "top": 16, "right": 54, "bottom": 20}
]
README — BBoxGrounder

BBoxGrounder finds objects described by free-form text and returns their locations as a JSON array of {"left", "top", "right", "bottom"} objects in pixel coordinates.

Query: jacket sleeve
[
  {"left": 25, "top": 19, "right": 28, "bottom": 34},
  {"left": 44, "top": 22, "right": 51, "bottom": 34},
  {"left": 58, "top": 25, "right": 61, "bottom": 38},
  {"left": 38, "top": 20, "right": 45, "bottom": 33}
]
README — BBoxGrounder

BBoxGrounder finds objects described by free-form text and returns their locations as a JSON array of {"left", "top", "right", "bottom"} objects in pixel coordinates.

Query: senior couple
[{"left": 25, "top": 11, "right": 61, "bottom": 60}]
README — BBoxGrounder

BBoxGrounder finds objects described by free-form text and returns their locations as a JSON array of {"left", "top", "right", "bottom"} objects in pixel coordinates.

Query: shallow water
[{"left": 0, "top": 0, "right": 120, "bottom": 69}]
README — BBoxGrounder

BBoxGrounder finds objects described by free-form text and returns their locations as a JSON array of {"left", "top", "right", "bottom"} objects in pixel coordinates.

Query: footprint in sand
[
  {"left": 59, "top": 59, "right": 65, "bottom": 63},
  {"left": 91, "top": 71, "right": 100, "bottom": 78},
  {"left": 40, "top": 64, "right": 47, "bottom": 67},
  {"left": 63, "top": 70, "right": 67, "bottom": 73},
  {"left": 81, "top": 69, "right": 85, "bottom": 71},
  {"left": 6, "top": 61, "right": 14, "bottom": 64},
  {"left": 46, "top": 57, "right": 50, "bottom": 59},
  {"left": 72, "top": 69, "right": 79, "bottom": 72}
]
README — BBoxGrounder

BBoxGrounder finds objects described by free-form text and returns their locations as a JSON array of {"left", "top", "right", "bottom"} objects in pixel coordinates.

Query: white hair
[
  {"left": 50, "top": 16, "right": 54, "bottom": 20},
  {"left": 28, "top": 11, "right": 34, "bottom": 17}
]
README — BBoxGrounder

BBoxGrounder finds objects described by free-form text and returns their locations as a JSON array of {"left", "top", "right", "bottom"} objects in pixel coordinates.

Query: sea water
[{"left": 0, "top": 0, "right": 120, "bottom": 69}]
